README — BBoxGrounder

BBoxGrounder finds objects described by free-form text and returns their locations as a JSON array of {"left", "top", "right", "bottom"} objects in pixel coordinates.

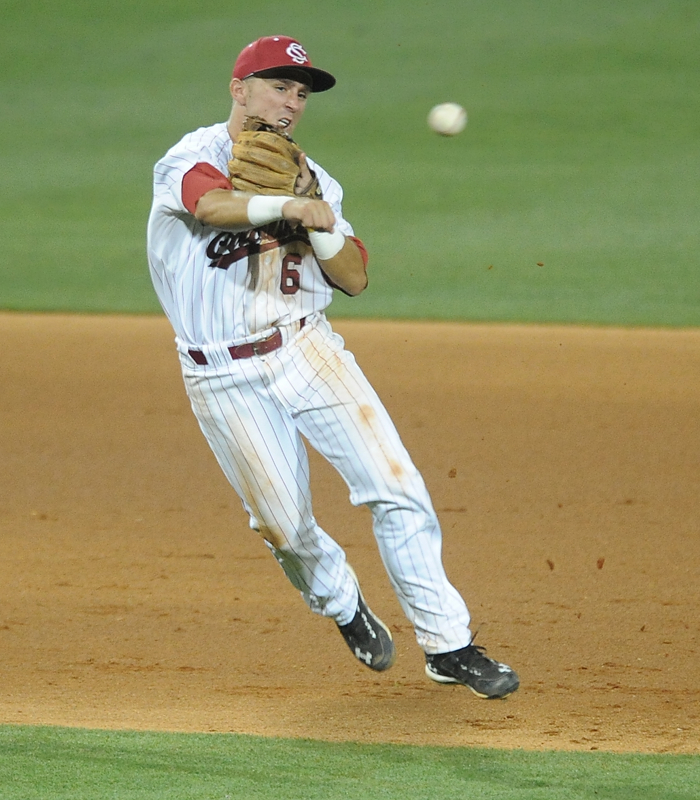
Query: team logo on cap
[{"left": 286, "top": 42, "right": 309, "bottom": 65}]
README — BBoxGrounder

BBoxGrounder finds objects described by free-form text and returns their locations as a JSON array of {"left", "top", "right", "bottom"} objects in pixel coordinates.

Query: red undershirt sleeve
[
  {"left": 181, "top": 163, "right": 232, "bottom": 215},
  {"left": 348, "top": 236, "right": 369, "bottom": 268}
]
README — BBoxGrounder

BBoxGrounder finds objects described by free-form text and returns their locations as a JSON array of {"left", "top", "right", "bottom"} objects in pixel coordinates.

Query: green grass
[
  {"left": 1, "top": 0, "right": 698, "bottom": 323},
  {"left": 1, "top": 726, "right": 698, "bottom": 800}
]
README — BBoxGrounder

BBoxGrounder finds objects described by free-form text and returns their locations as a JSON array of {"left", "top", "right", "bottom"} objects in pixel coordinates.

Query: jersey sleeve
[
  {"left": 181, "top": 163, "right": 232, "bottom": 214},
  {"left": 152, "top": 127, "right": 231, "bottom": 218}
]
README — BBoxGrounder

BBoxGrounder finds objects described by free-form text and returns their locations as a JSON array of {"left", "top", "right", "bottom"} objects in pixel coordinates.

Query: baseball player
[{"left": 146, "top": 35, "right": 519, "bottom": 699}]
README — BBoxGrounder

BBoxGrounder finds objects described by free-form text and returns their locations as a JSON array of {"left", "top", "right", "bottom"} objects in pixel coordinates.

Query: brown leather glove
[{"left": 228, "top": 116, "right": 322, "bottom": 198}]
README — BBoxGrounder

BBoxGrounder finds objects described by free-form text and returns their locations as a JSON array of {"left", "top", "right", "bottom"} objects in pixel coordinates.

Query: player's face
[{"left": 240, "top": 77, "right": 310, "bottom": 134}]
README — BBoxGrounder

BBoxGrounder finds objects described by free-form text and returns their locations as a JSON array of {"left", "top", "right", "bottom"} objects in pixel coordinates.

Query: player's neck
[{"left": 227, "top": 104, "right": 245, "bottom": 142}]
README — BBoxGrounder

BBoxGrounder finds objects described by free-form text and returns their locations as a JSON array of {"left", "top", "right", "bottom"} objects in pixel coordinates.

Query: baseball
[{"left": 428, "top": 102, "right": 467, "bottom": 136}]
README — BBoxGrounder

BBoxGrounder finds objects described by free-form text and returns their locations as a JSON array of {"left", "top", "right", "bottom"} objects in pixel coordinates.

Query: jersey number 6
[{"left": 281, "top": 253, "right": 301, "bottom": 295}]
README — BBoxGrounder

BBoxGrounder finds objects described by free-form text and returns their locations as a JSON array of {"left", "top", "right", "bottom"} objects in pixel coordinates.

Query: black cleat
[
  {"left": 337, "top": 568, "right": 395, "bottom": 672},
  {"left": 425, "top": 643, "right": 519, "bottom": 699}
]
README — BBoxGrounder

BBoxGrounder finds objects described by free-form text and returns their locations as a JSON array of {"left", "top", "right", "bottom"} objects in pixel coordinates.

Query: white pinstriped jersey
[
  {"left": 146, "top": 122, "right": 354, "bottom": 351},
  {"left": 145, "top": 121, "right": 474, "bottom": 656}
]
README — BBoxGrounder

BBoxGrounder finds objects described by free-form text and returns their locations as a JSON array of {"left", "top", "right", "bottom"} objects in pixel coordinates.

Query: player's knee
[
  {"left": 251, "top": 519, "right": 307, "bottom": 551},
  {"left": 258, "top": 525, "right": 288, "bottom": 550},
  {"left": 249, "top": 509, "right": 316, "bottom": 551}
]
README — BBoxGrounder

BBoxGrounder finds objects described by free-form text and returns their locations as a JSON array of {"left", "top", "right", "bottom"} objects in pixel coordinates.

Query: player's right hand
[{"left": 282, "top": 197, "right": 336, "bottom": 232}]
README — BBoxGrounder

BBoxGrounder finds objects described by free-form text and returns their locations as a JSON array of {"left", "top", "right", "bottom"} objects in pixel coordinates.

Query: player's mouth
[{"left": 278, "top": 118, "right": 292, "bottom": 129}]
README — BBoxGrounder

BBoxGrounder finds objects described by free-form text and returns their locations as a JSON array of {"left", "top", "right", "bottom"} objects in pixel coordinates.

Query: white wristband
[
  {"left": 247, "top": 195, "right": 294, "bottom": 226},
  {"left": 308, "top": 229, "right": 345, "bottom": 261}
]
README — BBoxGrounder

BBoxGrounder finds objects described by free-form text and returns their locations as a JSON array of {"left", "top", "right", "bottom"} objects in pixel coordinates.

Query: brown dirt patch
[{"left": 1, "top": 313, "right": 698, "bottom": 754}]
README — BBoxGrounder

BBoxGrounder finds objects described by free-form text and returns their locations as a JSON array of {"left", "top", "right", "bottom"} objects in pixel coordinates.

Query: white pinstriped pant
[{"left": 180, "top": 314, "right": 471, "bottom": 654}]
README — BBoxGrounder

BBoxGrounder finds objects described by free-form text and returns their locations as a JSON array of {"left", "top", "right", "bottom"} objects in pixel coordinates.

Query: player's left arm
[
  {"left": 303, "top": 158, "right": 368, "bottom": 296},
  {"left": 311, "top": 235, "right": 368, "bottom": 297}
]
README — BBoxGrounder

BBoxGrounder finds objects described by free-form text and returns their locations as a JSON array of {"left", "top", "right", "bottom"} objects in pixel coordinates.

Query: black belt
[{"left": 188, "top": 318, "right": 306, "bottom": 366}]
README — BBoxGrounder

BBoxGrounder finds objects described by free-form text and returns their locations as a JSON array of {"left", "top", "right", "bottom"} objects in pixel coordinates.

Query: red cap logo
[{"left": 232, "top": 36, "right": 336, "bottom": 92}]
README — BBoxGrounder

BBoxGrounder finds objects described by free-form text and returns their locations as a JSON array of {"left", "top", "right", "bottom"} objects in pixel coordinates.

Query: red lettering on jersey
[{"left": 280, "top": 253, "right": 302, "bottom": 294}]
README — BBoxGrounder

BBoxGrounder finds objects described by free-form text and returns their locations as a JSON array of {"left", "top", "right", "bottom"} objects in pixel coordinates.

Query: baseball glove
[{"left": 228, "top": 116, "right": 322, "bottom": 198}]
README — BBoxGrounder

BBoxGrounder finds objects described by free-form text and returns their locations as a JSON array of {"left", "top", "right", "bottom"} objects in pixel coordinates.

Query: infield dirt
[{"left": 1, "top": 313, "right": 698, "bottom": 753}]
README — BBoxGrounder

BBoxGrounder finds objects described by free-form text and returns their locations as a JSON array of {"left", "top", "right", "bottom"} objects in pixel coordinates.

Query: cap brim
[{"left": 249, "top": 66, "right": 336, "bottom": 92}]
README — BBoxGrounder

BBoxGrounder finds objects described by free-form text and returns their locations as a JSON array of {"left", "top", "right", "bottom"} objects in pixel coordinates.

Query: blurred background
[{"left": 1, "top": 0, "right": 698, "bottom": 325}]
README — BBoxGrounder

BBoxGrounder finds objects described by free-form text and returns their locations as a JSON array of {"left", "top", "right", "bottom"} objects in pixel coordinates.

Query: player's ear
[{"left": 230, "top": 78, "right": 248, "bottom": 105}]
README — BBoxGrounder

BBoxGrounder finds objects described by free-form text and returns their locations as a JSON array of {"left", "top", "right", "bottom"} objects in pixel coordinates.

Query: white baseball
[{"left": 428, "top": 103, "right": 467, "bottom": 136}]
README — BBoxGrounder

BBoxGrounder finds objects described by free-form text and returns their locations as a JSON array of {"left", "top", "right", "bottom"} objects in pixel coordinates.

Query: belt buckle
[{"left": 251, "top": 328, "right": 279, "bottom": 356}]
